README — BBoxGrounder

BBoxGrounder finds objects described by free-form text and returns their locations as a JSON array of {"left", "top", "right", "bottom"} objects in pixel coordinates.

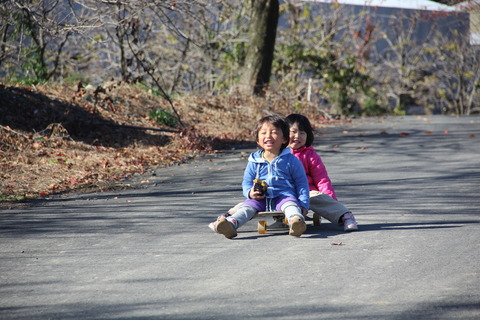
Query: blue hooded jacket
[{"left": 242, "top": 148, "right": 310, "bottom": 210}]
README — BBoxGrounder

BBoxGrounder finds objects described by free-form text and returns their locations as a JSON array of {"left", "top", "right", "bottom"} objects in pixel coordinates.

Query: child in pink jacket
[{"left": 286, "top": 113, "right": 358, "bottom": 231}]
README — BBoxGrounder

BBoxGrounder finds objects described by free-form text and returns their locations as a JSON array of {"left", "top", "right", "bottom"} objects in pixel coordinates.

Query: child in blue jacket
[{"left": 209, "top": 114, "right": 310, "bottom": 239}]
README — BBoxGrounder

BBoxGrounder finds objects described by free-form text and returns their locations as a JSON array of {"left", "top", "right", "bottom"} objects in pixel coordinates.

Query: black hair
[
  {"left": 285, "top": 113, "right": 314, "bottom": 147},
  {"left": 255, "top": 114, "right": 289, "bottom": 150}
]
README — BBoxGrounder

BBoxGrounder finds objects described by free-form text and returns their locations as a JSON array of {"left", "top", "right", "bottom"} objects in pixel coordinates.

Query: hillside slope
[{"left": 1, "top": 81, "right": 331, "bottom": 204}]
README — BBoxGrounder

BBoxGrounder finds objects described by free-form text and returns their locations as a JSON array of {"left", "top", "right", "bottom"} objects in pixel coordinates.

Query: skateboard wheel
[
  {"left": 258, "top": 220, "right": 267, "bottom": 234},
  {"left": 313, "top": 213, "right": 321, "bottom": 226}
]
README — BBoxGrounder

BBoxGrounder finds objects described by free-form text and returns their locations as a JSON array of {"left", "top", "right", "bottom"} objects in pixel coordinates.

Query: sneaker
[
  {"left": 208, "top": 213, "right": 230, "bottom": 232},
  {"left": 289, "top": 216, "right": 306, "bottom": 237},
  {"left": 208, "top": 221, "right": 216, "bottom": 232},
  {"left": 213, "top": 216, "right": 237, "bottom": 239},
  {"left": 342, "top": 212, "right": 358, "bottom": 232}
]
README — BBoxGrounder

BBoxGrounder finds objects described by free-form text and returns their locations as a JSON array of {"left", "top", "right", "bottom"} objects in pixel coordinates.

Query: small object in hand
[{"left": 253, "top": 179, "right": 268, "bottom": 196}]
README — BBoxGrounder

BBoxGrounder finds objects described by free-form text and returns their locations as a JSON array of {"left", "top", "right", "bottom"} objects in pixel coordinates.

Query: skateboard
[
  {"left": 254, "top": 211, "right": 321, "bottom": 234},
  {"left": 240, "top": 179, "right": 322, "bottom": 234}
]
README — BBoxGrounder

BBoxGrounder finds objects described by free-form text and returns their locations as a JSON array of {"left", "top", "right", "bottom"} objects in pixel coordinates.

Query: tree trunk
[{"left": 238, "top": 0, "right": 279, "bottom": 96}]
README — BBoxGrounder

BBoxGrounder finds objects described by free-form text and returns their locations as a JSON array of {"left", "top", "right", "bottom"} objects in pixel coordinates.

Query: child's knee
[{"left": 281, "top": 201, "right": 302, "bottom": 218}]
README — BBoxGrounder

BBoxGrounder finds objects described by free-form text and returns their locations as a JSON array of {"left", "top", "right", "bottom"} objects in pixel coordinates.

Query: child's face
[
  {"left": 289, "top": 122, "right": 307, "bottom": 150},
  {"left": 257, "top": 122, "right": 287, "bottom": 154}
]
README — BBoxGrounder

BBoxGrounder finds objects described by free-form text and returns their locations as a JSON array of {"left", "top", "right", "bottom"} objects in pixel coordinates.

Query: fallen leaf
[
  {"left": 424, "top": 131, "right": 433, "bottom": 134},
  {"left": 48, "top": 184, "right": 59, "bottom": 190},
  {"left": 399, "top": 132, "right": 410, "bottom": 137}
]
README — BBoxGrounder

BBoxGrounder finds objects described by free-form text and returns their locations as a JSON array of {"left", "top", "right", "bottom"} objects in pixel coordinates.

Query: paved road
[{"left": 1, "top": 116, "right": 479, "bottom": 320}]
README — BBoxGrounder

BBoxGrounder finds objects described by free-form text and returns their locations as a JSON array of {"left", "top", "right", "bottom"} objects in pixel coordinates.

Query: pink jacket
[{"left": 290, "top": 146, "right": 337, "bottom": 200}]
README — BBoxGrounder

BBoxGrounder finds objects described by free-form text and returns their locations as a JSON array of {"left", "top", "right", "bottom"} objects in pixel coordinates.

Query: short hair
[
  {"left": 285, "top": 114, "right": 314, "bottom": 147},
  {"left": 255, "top": 114, "right": 289, "bottom": 150}
]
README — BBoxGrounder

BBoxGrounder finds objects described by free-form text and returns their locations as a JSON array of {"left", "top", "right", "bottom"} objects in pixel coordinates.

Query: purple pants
[{"left": 242, "top": 196, "right": 298, "bottom": 212}]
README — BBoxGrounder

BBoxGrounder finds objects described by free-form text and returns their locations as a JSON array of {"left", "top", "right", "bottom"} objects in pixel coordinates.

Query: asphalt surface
[{"left": 1, "top": 115, "right": 479, "bottom": 320}]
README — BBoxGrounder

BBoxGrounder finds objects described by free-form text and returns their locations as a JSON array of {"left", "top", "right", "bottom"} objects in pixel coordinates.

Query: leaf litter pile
[{"left": 1, "top": 82, "right": 332, "bottom": 205}]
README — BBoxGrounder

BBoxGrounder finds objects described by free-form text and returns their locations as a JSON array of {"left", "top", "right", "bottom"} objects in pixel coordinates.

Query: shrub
[{"left": 149, "top": 108, "right": 178, "bottom": 128}]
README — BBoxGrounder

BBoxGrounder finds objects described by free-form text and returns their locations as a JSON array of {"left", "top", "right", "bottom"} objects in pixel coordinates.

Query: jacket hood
[
  {"left": 248, "top": 147, "right": 292, "bottom": 163},
  {"left": 291, "top": 145, "right": 313, "bottom": 154}
]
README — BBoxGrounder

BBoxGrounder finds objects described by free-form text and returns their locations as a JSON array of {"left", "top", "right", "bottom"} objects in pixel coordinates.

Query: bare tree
[
  {"left": 273, "top": 2, "right": 381, "bottom": 115},
  {"left": 433, "top": 38, "right": 480, "bottom": 115},
  {"left": 366, "top": 7, "right": 477, "bottom": 115},
  {"left": 0, "top": 0, "right": 74, "bottom": 83},
  {"left": 369, "top": 11, "right": 436, "bottom": 114}
]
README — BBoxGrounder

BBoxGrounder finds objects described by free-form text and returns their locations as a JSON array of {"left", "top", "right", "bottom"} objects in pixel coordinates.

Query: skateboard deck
[{"left": 254, "top": 211, "right": 321, "bottom": 234}]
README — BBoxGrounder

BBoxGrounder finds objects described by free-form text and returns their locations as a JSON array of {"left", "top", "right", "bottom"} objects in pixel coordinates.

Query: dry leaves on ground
[{"left": 0, "top": 81, "right": 334, "bottom": 204}]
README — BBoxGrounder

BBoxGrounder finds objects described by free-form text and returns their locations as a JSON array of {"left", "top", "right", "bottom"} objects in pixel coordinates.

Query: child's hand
[
  {"left": 251, "top": 179, "right": 267, "bottom": 200},
  {"left": 249, "top": 187, "right": 266, "bottom": 200}
]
